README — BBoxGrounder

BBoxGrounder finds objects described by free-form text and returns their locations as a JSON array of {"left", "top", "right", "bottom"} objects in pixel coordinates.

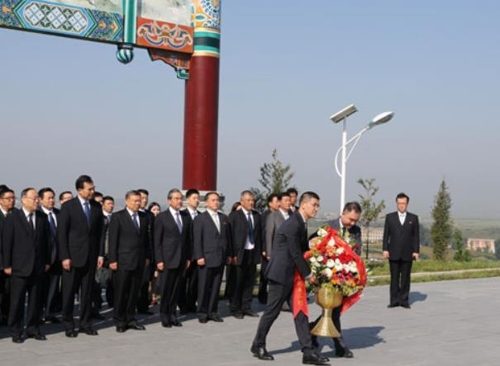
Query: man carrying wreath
[{"left": 251, "top": 192, "right": 329, "bottom": 365}]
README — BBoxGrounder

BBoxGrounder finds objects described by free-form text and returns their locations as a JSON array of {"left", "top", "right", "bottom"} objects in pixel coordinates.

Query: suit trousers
[
  {"left": 389, "top": 259, "right": 413, "bottom": 305},
  {"left": 61, "top": 262, "right": 95, "bottom": 330},
  {"left": 42, "top": 263, "right": 62, "bottom": 319},
  {"left": 136, "top": 262, "right": 152, "bottom": 313},
  {"left": 258, "top": 260, "right": 269, "bottom": 304},
  {"left": 9, "top": 274, "right": 42, "bottom": 336},
  {"left": 231, "top": 249, "right": 256, "bottom": 312},
  {"left": 253, "top": 280, "right": 314, "bottom": 355},
  {"left": 177, "top": 262, "right": 198, "bottom": 313},
  {"left": 113, "top": 266, "right": 142, "bottom": 327},
  {"left": 197, "top": 265, "right": 223, "bottom": 319},
  {"left": 0, "top": 272, "right": 10, "bottom": 323},
  {"left": 159, "top": 267, "right": 181, "bottom": 324}
]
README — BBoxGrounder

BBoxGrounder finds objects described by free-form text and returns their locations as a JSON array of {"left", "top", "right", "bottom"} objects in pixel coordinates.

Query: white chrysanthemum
[
  {"left": 322, "top": 268, "right": 333, "bottom": 279},
  {"left": 317, "top": 255, "right": 324, "bottom": 262},
  {"left": 317, "top": 228, "right": 328, "bottom": 237},
  {"left": 326, "top": 259, "right": 335, "bottom": 268},
  {"left": 310, "top": 257, "right": 317, "bottom": 263},
  {"left": 336, "top": 247, "right": 344, "bottom": 254},
  {"left": 327, "top": 239, "right": 335, "bottom": 247},
  {"left": 314, "top": 261, "right": 322, "bottom": 267}
]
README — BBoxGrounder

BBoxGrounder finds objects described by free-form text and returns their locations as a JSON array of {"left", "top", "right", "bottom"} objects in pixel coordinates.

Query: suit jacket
[
  {"left": 154, "top": 209, "right": 191, "bottom": 269},
  {"left": 57, "top": 197, "right": 105, "bottom": 268},
  {"left": 0, "top": 209, "right": 12, "bottom": 270},
  {"left": 382, "top": 211, "right": 420, "bottom": 261},
  {"left": 260, "top": 209, "right": 273, "bottom": 246},
  {"left": 108, "top": 209, "right": 152, "bottom": 271},
  {"left": 228, "top": 209, "right": 262, "bottom": 265},
  {"left": 193, "top": 210, "right": 231, "bottom": 268},
  {"left": 265, "top": 210, "right": 287, "bottom": 256},
  {"left": 2, "top": 209, "right": 50, "bottom": 277},
  {"left": 328, "top": 218, "right": 362, "bottom": 256},
  {"left": 265, "top": 212, "right": 311, "bottom": 287},
  {"left": 37, "top": 207, "right": 60, "bottom": 265},
  {"left": 182, "top": 208, "right": 200, "bottom": 261}
]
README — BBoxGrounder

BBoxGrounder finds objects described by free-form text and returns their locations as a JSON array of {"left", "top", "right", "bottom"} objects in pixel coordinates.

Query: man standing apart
[
  {"left": 154, "top": 189, "right": 190, "bottom": 328},
  {"left": 3, "top": 188, "right": 50, "bottom": 343},
  {"left": 109, "top": 190, "right": 151, "bottom": 333},
  {"left": 229, "top": 190, "right": 262, "bottom": 319},
  {"left": 383, "top": 192, "right": 420, "bottom": 309},
  {"left": 251, "top": 192, "right": 329, "bottom": 365},
  {"left": 58, "top": 175, "right": 105, "bottom": 337},
  {"left": 193, "top": 192, "right": 231, "bottom": 323}
]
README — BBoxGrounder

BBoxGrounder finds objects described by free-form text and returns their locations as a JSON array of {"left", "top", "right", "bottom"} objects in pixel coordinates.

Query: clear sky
[{"left": 1, "top": 1, "right": 499, "bottom": 219}]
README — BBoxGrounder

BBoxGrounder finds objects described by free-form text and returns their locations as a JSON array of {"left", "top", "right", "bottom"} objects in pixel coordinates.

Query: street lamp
[{"left": 331, "top": 108, "right": 394, "bottom": 214}]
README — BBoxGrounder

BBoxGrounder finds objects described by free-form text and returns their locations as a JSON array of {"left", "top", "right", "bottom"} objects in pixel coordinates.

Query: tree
[
  {"left": 357, "top": 178, "right": 385, "bottom": 260},
  {"left": 430, "top": 179, "right": 453, "bottom": 261},
  {"left": 452, "top": 228, "right": 471, "bottom": 262},
  {"left": 252, "top": 149, "right": 295, "bottom": 210}
]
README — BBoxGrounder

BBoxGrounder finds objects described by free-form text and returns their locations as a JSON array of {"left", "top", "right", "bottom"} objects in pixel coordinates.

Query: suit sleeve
[
  {"left": 57, "top": 203, "right": 71, "bottom": 261},
  {"left": 98, "top": 211, "right": 105, "bottom": 257},
  {"left": 153, "top": 215, "right": 163, "bottom": 264},
  {"left": 42, "top": 216, "right": 51, "bottom": 266},
  {"left": 413, "top": 215, "right": 420, "bottom": 254},
  {"left": 287, "top": 225, "right": 311, "bottom": 279},
  {"left": 223, "top": 214, "right": 233, "bottom": 258},
  {"left": 254, "top": 213, "right": 263, "bottom": 256},
  {"left": 108, "top": 214, "right": 119, "bottom": 263},
  {"left": 382, "top": 215, "right": 390, "bottom": 252},
  {"left": 228, "top": 211, "right": 236, "bottom": 258},
  {"left": 193, "top": 216, "right": 203, "bottom": 260},
  {"left": 265, "top": 213, "right": 275, "bottom": 256},
  {"left": 145, "top": 214, "right": 153, "bottom": 261},
  {"left": 1, "top": 216, "right": 14, "bottom": 268}
]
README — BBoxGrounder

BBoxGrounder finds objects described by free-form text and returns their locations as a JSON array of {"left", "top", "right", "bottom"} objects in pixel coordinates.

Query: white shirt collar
[
  {"left": 22, "top": 207, "right": 33, "bottom": 218},
  {"left": 40, "top": 206, "right": 53, "bottom": 215},
  {"left": 126, "top": 208, "right": 137, "bottom": 217},
  {"left": 78, "top": 195, "right": 88, "bottom": 206},
  {"left": 169, "top": 206, "right": 180, "bottom": 216}
]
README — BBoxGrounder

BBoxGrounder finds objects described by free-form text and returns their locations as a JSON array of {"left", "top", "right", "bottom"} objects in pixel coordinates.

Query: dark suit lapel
[
  {"left": 19, "top": 210, "right": 34, "bottom": 237},
  {"left": 124, "top": 210, "right": 139, "bottom": 235}
]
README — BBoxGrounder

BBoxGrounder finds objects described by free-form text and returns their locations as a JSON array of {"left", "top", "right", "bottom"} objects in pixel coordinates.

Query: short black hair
[
  {"left": 396, "top": 192, "right": 410, "bottom": 202},
  {"left": 137, "top": 189, "right": 149, "bottom": 196},
  {"left": 286, "top": 187, "right": 298, "bottom": 195},
  {"left": 148, "top": 202, "right": 161, "bottom": 211},
  {"left": 93, "top": 191, "right": 103, "bottom": 199},
  {"left": 205, "top": 191, "right": 220, "bottom": 201},
  {"left": 0, "top": 188, "right": 14, "bottom": 198},
  {"left": 278, "top": 192, "right": 290, "bottom": 200},
  {"left": 186, "top": 189, "right": 200, "bottom": 198},
  {"left": 267, "top": 193, "right": 279, "bottom": 203},
  {"left": 59, "top": 191, "right": 72, "bottom": 201},
  {"left": 103, "top": 196, "right": 114, "bottom": 204},
  {"left": 75, "top": 175, "right": 93, "bottom": 190},
  {"left": 299, "top": 191, "right": 319, "bottom": 204},
  {"left": 38, "top": 187, "right": 55, "bottom": 200},
  {"left": 343, "top": 201, "right": 362, "bottom": 214}
]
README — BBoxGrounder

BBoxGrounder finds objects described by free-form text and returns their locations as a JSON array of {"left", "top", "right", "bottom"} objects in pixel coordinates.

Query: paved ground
[{"left": 1, "top": 277, "right": 499, "bottom": 366}]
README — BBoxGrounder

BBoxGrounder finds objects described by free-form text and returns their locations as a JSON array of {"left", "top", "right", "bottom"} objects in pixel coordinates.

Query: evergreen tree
[
  {"left": 452, "top": 228, "right": 471, "bottom": 262},
  {"left": 357, "top": 178, "right": 385, "bottom": 260},
  {"left": 430, "top": 179, "right": 453, "bottom": 261},
  {"left": 252, "top": 149, "right": 295, "bottom": 210}
]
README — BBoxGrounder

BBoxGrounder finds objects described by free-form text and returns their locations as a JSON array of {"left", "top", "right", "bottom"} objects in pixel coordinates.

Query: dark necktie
[
  {"left": 342, "top": 226, "right": 347, "bottom": 237},
  {"left": 175, "top": 212, "right": 183, "bottom": 233},
  {"left": 247, "top": 212, "right": 254, "bottom": 244},
  {"left": 132, "top": 213, "right": 140, "bottom": 232},
  {"left": 28, "top": 213, "right": 35, "bottom": 231},
  {"left": 48, "top": 212, "right": 57, "bottom": 237},
  {"left": 83, "top": 201, "right": 91, "bottom": 225}
]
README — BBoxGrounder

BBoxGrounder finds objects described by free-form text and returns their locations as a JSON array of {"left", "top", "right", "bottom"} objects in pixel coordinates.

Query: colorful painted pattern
[
  {"left": 149, "top": 48, "right": 191, "bottom": 79},
  {"left": 0, "top": 0, "right": 123, "bottom": 42},
  {"left": 191, "top": 0, "right": 220, "bottom": 30},
  {"left": 136, "top": 18, "right": 193, "bottom": 53}
]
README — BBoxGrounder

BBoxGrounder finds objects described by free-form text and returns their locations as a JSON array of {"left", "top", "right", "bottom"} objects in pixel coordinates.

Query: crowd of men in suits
[{"left": 0, "top": 176, "right": 306, "bottom": 343}]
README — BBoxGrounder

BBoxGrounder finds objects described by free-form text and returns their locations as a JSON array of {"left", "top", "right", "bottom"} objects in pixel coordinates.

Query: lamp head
[
  {"left": 330, "top": 104, "right": 358, "bottom": 123},
  {"left": 368, "top": 111, "right": 394, "bottom": 129}
]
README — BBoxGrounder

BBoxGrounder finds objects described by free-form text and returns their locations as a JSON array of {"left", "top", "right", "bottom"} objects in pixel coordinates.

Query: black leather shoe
[
  {"left": 198, "top": 318, "right": 208, "bottom": 324},
  {"left": 128, "top": 323, "right": 146, "bottom": 330},
  {"left": 162, "top": 321, "right": 172, "bottom": 328},
  {"left": 171, "top": 319, "right": 182, "bottom": 327},
  {"left": 302, "top": 352, "right": 329, "bottom": 365},
  {"left": 209, "top": 315, "right": 223, "bottom": 322},
  {"left": 401, "top": 303, "right": 411, "bottom": 309},
  {"left": 243, "top": 310, "right": 259, "bottom": 318},
  {"left": 251, "top": 345, "right": 274, "bottom": 361},
  {"left": 233, "top": 311, "right": 244, "bottom": 319},
  {"left": 116, "top": 326, "right": 127, "bottom": 333},
  {"left": 334, "top": 338, "right": 353, "bottom": 358},
  {"left": 12, "top": 335, "right": 24, "bottom": 344},
  {"left": 65, "top": 330, "right": 78, "bottom": 338},
  {"left": 27, "top": 333, "right": 47, "bottom": 341},
  {"left": 80, "top": 327, "right": 98, "bottom": 336},
  {"left": 387, "top": 303, "right": 399, "bottom": 308}
]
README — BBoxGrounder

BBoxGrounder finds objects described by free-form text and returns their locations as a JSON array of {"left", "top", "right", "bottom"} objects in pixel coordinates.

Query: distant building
[
  {"left": 466, "top": 238, "right": 495, "bottom": 254},
  {"left": 361, "top": 227, "right": 384, "bottom": 244}
]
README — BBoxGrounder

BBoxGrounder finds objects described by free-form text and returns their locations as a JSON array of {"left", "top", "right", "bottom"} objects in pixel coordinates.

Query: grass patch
[{"left": 367, "top": 259, "right": 500, "bottom": 276}]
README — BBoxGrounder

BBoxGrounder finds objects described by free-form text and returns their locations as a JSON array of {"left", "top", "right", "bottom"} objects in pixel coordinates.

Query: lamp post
[{"left": 331, "top": 108, "right": 394, "bottom": 214}]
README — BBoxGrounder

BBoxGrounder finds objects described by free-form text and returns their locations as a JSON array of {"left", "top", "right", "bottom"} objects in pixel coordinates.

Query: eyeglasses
[
  {"left": 24, "top": 196, "right": 39, "bottom": 201},
  {"left": 1, "top": 196, "right": 15, "bottom": 201}
]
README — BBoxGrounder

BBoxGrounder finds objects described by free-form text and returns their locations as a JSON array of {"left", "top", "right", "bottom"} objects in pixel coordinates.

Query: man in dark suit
[
  {"left": 38, "top": 187, "right": 62, "bottom": 324},
  {"left": 0, "top": 186, "right": 16, "bottom": 326},
  {"left": 257, "top": 193, "right": 279, "bottom": 304},
  {"left": 193, "top": 191, "right": 232, "bottom": 323},
  {"left": 310, "top": 201, "right": 362, "bottom": 358},
  {"left": 251, "top": 192, "right": 329, "bottom": 365},
  {"left": 178, "top": 188, "right": 200, "bottom": 315},
  {"left": 229, "top": 190, "right": 262, "bottom": 319},
  {"left": 383, "top": 192, "right": 420, "bottom": 309},
  {"left": 287, "top": 187, "right": 299, "bottom": 213},
  {"left": 58, "top": 175, "right": 105, "bottom": 337},
  {"left": 2, "top": 188, "right": 51, "bottom": 343},
  {"left": 109, "top": 190, "right": 151, "bottom": 333},
  {"left": 154, "top": 189, "right": 191, "bottom": 328}
]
